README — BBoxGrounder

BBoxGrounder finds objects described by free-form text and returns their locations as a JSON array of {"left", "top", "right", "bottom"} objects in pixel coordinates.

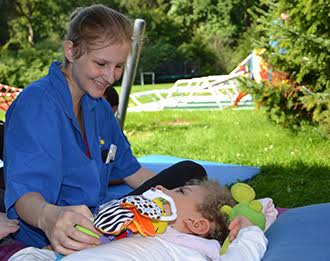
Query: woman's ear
[
  {"left": 63, "top": 40, "right": 74, "bottom": 63},
  {"left": 184, "top": 217, "right": 211, "bottom": 236}
]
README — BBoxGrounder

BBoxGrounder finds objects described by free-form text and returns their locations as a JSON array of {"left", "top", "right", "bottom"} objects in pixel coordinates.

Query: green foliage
[
  {"left": 178, "top": 35, "right": 219, "bottom": 75},
  {"left": 244, "top": 0, "right": 330, "bottom": 136},
  {"left": 0, "top": 0, "right": 263, "bottom": 84},
  {"left": 117, "top": 0, "right": 261, "bottom": 76},
  {"left": 139, "top": 42, "right": 181, "bottom": 72},
  {"left": 5, "top": 0, "right": 71, "bottom": 48},
  {"left": 0, "top": 40, "right": 62, "bottom": 87},
  {"left": 169, "top": 0, "right": 260, "bottom": 72}
]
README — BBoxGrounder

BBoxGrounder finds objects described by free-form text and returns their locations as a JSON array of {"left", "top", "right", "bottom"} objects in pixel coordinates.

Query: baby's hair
[
  {"left": 104, "top": 87, "right": 119, "bottom": 107},
  {"left": 64, "top": 4, "right": 133, "bottom": 64},
  {"left": 187, "top": 179, "right": 235, "bottom": 244}
]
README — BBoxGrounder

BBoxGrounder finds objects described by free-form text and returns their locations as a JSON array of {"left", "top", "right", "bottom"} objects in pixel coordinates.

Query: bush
[
  {"left": 243, "top": 0, "right": 330, "bottom": 137},
  {"left": 0, "top": 40, "right": 62, "bottom": 87}
]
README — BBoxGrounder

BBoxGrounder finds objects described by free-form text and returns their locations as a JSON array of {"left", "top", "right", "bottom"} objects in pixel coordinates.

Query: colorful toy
[
  {"left": 220, "top": 183, "right": 265, "bottom": 255},
  {"left": 78, "top": 188, "right": 177, "bottom": 242}
]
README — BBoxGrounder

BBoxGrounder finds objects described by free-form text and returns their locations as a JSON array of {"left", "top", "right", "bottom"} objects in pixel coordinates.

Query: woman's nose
[{"left": 103, "top": 67, "right": 115, "bottom": 85}]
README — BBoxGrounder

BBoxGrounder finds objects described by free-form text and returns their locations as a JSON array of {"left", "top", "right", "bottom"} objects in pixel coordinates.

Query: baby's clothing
[
  {"left": 158, "top": 226, "right": 220, "bottom": 260},
  {"left": 9, "top": 226, "right": 267, "bottom": 261},
  {"left": 259, "top": 198, "right": 278, "bottom": 231}
]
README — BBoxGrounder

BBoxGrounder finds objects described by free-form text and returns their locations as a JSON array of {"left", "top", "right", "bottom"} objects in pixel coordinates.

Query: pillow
[{"left": 263, "top": 203, "right": 330, "bottom": 261}]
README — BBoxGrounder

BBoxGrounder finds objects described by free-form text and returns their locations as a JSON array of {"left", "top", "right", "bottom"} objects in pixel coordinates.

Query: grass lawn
[{"left": 124, "top": 109, "right": 330, "bottom": 208}]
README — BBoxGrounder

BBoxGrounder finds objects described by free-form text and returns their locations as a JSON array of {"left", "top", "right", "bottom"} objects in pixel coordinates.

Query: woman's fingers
[
  {"left": 51, "top": 241, "right": 76, "bottom": 256},
  {"left": 67, "top": 226, "right": 100, "bottom": 247},
  {"left": 45, "top": 205, "right": 101, "bottom": 255},
  {"left": 69, "top": 205, "right": 93, "bottom": 220},
  {"left": 0, "top": 213, "right": 20, "bottom": 239}
]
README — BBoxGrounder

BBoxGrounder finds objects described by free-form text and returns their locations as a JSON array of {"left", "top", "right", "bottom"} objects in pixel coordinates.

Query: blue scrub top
[{"left": 4, "top": 62, "right": 141, "bottom": 247}]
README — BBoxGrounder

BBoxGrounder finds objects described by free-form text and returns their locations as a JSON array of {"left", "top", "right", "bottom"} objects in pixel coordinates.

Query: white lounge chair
[{"left": 128, "top": 54, "right": 253, "bottom": 112}]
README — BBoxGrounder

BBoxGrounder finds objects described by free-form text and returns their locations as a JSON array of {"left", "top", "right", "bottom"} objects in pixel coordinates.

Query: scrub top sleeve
[{"left": 5, "top": 94, "right": 63, "bottom": 216}]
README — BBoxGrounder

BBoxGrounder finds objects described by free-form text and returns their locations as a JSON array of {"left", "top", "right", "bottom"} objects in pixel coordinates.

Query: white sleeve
[
  {"left": 220, "top": 226, "right": 268, "bottom": 261},
  {"left": 258, "top": 197, "right": 278, "bottom": 231}
]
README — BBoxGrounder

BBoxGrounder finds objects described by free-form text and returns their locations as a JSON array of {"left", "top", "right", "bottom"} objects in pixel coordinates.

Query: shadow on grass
[{"left": 247, "top": 161, "right": 330, "bottom": 208}]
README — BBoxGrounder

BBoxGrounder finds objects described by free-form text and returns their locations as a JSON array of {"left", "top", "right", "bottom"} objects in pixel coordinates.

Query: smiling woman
[
  {"left": 4, "top": 5, "right": 137, "bottom": 254},
  {"left": 3, "top": 4, "right": 208, "bottom": 258}
]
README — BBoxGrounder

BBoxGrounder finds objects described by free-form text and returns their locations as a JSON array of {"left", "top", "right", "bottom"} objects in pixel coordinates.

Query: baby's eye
[
  {"left": 96, "top": 61, "right": 105, "bottom": 67},
  {"left": 176, "top": 187, "right": 185, "bottom": 194}
]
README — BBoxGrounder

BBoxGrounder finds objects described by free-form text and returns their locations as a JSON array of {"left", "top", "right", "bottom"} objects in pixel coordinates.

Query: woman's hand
[
  {"left": 38, "top": 204, "right": 101, "bottom": 255},
  {"left": 0, "top": 212, "right": 20, "bottom": 239},
  {"left": 228, "top": 216, "right": 254, "bottom": 241}
]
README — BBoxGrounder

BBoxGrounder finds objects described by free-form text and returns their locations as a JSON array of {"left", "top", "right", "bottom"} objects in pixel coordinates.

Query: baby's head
[
  {"left": 156, "top": 179, "right": 235, "bottom": 244},
  {"left": 103, "top": 87, "right": 119, "bottom": 113}
]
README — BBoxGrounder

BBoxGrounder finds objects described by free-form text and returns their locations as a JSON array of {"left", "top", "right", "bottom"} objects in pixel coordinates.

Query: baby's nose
[{"left": 155, "top": 185, "right": 166, "bottom": 192}]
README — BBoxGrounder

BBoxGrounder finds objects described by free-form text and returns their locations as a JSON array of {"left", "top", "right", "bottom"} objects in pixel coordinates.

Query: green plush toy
[{"left": 220, "top": 183, "right": 265, "bottom": 255}]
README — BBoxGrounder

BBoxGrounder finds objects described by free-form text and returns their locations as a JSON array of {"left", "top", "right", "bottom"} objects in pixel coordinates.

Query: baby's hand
[
  {"left": 0, "top": 212, "right": 20, "bottom": 239},
  {"left": 228, "top": 216, "right": 253, "bottom": 241}
]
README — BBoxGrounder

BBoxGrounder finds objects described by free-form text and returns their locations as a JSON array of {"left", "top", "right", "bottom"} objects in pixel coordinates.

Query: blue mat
[{"left": 107, "top": 155, "right": 260, "bottom": 199}]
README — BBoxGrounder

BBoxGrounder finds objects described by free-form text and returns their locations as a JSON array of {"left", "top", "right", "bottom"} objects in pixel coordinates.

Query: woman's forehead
[{"left": 87, "top": 41, "right": 130, "bottom": 60}]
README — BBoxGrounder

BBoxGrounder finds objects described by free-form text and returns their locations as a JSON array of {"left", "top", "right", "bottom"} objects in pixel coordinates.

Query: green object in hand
[
  {"left": 220, "top": 183, "right": 266, "bottom": 255},
  {"left": 75, "top": 224, "right": 100, "bottom": 239}
]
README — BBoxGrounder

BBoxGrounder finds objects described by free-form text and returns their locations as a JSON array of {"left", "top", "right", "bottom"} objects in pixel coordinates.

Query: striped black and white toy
[{"left": 93, "top": 195, "right": 162, "bottom": 235}]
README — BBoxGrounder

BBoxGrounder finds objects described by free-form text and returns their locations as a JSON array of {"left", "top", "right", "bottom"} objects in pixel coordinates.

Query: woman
[{"left": 4, "top": 4, "right": 206, "bottom": 256}]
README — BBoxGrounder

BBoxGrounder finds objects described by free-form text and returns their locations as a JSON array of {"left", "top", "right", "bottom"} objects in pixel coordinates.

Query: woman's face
[{"left": 70, "top": 41, "right": 130, "bottom": 99}]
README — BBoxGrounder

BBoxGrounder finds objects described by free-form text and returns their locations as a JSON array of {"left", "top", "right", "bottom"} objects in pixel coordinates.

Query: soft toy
[
  {"left": 220, "top": 183, "right": 265, "bottom": 255},
  {"left": 77, "top": 188, "right": 176, "bottom": 242}
]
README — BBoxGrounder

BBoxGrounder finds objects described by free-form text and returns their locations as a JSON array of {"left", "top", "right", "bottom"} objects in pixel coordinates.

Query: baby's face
[{"left": 156, "top": 185, "right": 206, "bottom": 232}]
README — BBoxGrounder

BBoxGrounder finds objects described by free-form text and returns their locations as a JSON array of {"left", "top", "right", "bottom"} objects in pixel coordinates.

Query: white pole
[{"left": 117, "top": 19, "right": 146, "bottom": 129}]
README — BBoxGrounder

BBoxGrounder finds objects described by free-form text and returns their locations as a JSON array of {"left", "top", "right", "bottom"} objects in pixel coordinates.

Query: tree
[
  {"left": 169, "top": 0, "right": 260, "bottom": 72},
  {"left": 243, "top": 0, "right": 330, "bottom": 136}
]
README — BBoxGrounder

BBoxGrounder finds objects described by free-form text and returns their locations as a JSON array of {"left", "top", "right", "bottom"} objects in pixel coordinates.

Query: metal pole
[{"left": 117, "top": 19, "right": 146, "bottom": 129}]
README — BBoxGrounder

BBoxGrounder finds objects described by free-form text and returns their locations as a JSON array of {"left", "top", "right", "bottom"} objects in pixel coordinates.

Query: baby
[
  {"left": 9, "top": 180, "right": 268, "bottom": 261},
  {"left": 103, "top": 87, "right": 119, "bottom": 114}
]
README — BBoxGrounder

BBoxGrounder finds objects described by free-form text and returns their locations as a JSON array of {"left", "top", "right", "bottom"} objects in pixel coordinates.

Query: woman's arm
[
  {"left": 123, "top": 167, "right": 155, "bottom": 189},
  {"left": 15, "top": 192, "right": 101, "bottom": 255}
]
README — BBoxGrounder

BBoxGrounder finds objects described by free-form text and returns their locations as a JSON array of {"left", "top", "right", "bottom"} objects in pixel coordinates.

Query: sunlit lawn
[{"left": 124, "top": 109, "right": 330, "bottom": 208}]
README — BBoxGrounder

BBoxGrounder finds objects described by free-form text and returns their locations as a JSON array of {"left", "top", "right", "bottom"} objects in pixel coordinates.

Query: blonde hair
[
  {"left": 64, "top": 4, "right": 133, "bottom": 64},
  {"left": 187, "top": 179, "right": 235, "bottom": 244}
]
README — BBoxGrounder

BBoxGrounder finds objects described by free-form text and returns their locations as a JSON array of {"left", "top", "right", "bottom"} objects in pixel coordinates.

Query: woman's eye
[
  {"left": 116, "top": 64, "right": 124, "bottom": 69},
  {"left": 96, "top": 62, "right": 105, "bottom": 67},
  {"left": 176, "top": 188, "right": 185, "bottom": 194}
]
